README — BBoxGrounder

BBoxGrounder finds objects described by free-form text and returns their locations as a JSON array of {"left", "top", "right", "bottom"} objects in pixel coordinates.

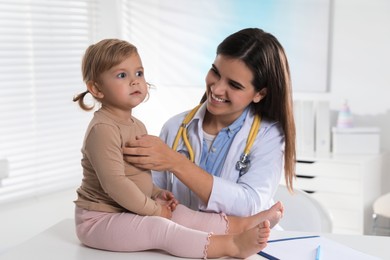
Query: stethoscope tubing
[{"left": 171, "top": 104, "right": 261, "bottom": 181}]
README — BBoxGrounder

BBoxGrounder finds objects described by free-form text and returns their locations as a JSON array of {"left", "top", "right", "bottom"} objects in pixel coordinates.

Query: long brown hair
[{"left": 203, "top": 28, "right": 296, "bottom": 191}]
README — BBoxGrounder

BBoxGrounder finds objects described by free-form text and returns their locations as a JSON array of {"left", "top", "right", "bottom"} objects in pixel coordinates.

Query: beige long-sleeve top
[{"left": 74, "top": 108, "right": 163, "bottom": 216}]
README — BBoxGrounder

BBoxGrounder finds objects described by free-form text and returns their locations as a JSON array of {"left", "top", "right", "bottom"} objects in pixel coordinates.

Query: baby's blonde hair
[{"left": 73, "top": 39, "right": 138, "bottom": 111}]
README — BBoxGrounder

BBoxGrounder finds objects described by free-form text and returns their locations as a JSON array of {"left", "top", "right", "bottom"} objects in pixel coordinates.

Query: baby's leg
[
  {"left": 75, "top": 206, "right": 211, "bottom": 258},
  {"left": 171, "top": 202, "right": 283, "bottom": 235},
  {"left": 206, "top": 220, "right": 270, "bottom": 259},
  {"left": 228, "top": 201, "right": 284, "bottom": 233},
  {"left": 171, "top": 204, "right": 229, "bottom": 234}
]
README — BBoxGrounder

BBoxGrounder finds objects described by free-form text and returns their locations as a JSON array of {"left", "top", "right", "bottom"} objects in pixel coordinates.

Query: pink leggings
[{"left": 75, "top": 205, "right": 229, "bottom": 259}]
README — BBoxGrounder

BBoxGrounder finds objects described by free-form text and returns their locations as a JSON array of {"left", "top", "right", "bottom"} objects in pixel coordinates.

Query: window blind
[{"left": 0, "top": 0, "right": 98, "bottom": 203}]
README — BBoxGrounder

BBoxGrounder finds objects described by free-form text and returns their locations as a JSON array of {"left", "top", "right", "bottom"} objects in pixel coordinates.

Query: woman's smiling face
[{"left": 205, "top": 54, "right": 265, "bottom": 123}]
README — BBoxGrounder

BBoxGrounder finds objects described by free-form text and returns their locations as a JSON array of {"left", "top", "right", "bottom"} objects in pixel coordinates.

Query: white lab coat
[{"left": 152, "top": 102, "right": 284, "bottom": 216}]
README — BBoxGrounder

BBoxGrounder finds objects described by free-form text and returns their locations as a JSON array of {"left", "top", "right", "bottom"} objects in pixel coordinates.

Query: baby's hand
[
  {"left": 155, "top": 190, "right": 179, "bottom": 211},
  {"left": 160, "top": 204, "right": 172, "bottom": 219}
]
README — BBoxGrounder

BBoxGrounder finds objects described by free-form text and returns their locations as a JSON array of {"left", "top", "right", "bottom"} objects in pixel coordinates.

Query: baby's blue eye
[
  {"left": 136, "top": 71, "right": 144, "bottom": 77},
  {"left": 117, "top": 72, "right": 126, "bottom": 78}
]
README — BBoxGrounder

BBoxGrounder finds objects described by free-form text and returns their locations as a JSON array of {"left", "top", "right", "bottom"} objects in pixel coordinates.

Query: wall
[
  {"left": 123, "top": 0, "right": 331, "bottom": 93},
  {"left": 329, "top": 0, "right": 390, "bottom": 193}
]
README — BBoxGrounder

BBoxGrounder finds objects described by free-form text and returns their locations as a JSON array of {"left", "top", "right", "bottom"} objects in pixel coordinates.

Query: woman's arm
[
  {"left": 204, "top": 120, "right": 284, "bottom": 216},
  {"left": 123, "top": 120, "right": 284, "bottom": 216}
]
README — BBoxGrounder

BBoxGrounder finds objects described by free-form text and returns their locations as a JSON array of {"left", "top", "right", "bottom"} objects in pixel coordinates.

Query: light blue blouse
[{"left": 199, "top": 109, "right": 248, "bottom": 177}]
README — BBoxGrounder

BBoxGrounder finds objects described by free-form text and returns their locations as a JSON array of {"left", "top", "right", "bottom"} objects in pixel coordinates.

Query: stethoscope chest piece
[{"left": 236, "top": 153, "right": 251, "bottom": 177}]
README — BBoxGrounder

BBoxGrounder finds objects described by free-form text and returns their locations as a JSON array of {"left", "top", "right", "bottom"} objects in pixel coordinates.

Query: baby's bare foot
[
  {"left": 228, "top": 201, "right": 284, "bottom": 233},
  {"left": 266, "top": 201, "right": 284, "bottom": 228},
  {"left": 232, "top": 220, "right": 270, "bottom": 259},
  {"left": 248, "top": 201, "right": 283, "bottom": 229}
]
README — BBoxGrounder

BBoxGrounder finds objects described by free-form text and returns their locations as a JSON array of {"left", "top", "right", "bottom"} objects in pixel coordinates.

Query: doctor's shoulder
[
  {"left": 257, "top": 118, "right": 284, "bottom": 141},
  {"left": 247, "top": 119, "right": 285, "bottom": 156}
]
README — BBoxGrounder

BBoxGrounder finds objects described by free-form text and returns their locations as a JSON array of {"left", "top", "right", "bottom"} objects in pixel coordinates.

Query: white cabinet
[{"left": 293, "top": 154, "right": 382, "bottom": 235}]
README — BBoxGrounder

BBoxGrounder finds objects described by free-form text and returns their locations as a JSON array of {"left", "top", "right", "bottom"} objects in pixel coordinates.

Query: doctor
[{"left": 124, "top": 28, "right": 296, "bottom": 217}]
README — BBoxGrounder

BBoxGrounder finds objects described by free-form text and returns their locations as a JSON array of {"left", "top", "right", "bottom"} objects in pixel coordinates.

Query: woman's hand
[
  {"left": 123, "top": 135, "right": 183, "bottom": 172},
  {"left": 124, "top": 135, "right": 213, "bottom": 206},
  {"left": 155, "top": 190, "right": 179, "bottom": 212}
]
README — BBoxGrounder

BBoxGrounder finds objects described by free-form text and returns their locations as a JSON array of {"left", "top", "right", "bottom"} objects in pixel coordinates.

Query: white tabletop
[{"left": 1, "top": 219, "right": 389, "bottom": 260}]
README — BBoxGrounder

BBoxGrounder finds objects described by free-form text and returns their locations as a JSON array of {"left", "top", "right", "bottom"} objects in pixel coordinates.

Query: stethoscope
[{"left": 171, "top": 103, "right": 261, "bottom": 179}]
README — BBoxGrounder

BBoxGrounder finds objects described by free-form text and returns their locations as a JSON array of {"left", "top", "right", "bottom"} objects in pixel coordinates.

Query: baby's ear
[{"left": 87, "top": 81, "right": 104, "bottom": 99}]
